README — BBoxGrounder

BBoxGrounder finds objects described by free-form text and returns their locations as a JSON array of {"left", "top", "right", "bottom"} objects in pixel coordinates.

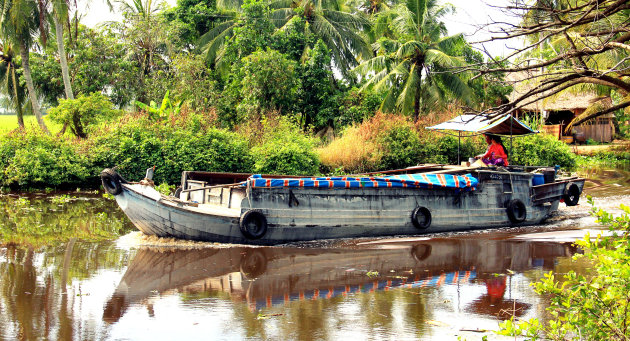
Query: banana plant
[{"left": 135, "top": 91, "right": 182, "bottom": 120}]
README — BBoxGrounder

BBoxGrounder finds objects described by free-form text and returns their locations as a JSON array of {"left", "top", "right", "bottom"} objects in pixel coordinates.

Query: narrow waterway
[{"left": 0, "top": 167, "right": 628, "bottom": 341}]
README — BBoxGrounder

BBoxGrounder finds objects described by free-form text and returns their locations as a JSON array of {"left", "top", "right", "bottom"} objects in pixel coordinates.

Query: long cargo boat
[{"left": 102, "top": 114, "right": 585, "bottom": 245}]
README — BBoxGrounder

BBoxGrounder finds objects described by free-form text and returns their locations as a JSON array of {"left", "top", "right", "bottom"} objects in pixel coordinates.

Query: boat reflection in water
[{"left": 103, "top": 236, "right": 576, "bottom": 323}]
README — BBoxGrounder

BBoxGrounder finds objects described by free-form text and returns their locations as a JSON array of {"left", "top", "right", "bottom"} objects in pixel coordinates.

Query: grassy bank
[
  {"left": 0, "top": 115, "right": 63, "bottom": 134},
  {"left": 575, "top": 144, "right": 630, "bottom": 168}
]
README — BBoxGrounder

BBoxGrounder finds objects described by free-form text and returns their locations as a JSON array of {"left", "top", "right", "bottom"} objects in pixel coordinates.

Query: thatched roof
[{"left": 506, "top": 70, "right": 611, "bottom": 111}]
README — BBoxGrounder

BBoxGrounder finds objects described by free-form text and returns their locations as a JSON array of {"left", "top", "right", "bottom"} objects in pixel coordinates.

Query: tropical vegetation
[{"left": 0, "top": 0, "right": 625, "bottom": 190}]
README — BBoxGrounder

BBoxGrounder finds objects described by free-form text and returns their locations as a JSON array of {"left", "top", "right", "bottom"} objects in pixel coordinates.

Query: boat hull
[{"left": 114, "top": 170, "right": 582, "bottom": 245}]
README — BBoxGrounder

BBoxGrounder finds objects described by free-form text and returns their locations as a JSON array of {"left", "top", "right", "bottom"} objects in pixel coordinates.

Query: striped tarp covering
[
  {"left": 250, "top": 270, "right": 476, "bottom": 311},
  {"left": 246, "top": 173, "right": 478, "bottom": 191}
]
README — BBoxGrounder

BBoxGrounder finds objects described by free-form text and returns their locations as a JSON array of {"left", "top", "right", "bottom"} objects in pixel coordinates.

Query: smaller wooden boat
[{"left": 102, "top": 114, "right": 585, "bottom": 245}]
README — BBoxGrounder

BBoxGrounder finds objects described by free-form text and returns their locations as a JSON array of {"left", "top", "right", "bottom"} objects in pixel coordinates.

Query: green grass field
[{"left": 0, "top": 115, "right": 62, "bottom": 134}]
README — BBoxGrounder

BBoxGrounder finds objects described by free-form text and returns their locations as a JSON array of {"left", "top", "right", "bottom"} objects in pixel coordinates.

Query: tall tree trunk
[
  {"left": 11, "top": 66, "right": 25, "bottom": 129},
  {"left": 54, "top": 15, "right": 74, "bottom": 100},
  {"left": 54, "top": 14, "right": 74, "bottom": 135},
  {"left": 413, "top": 85, "right": 420, "bottom": 122},
  {"left": 413, "top": 67, "right": 422, "bottom": 122},
  {"left": 19, "top": 42, "right": 49, "bottom": 134}
]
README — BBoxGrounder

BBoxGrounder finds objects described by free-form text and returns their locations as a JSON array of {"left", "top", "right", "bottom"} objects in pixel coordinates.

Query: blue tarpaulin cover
[{"left": 245, "top": 173, "right": 478, "bottom": 191}]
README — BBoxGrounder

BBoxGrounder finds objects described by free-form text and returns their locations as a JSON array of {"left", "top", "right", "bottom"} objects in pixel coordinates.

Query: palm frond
[
  {"left": 199, "top": 22, "right": 235, "bottom": 65},
  {"left": 565, "top": 97, "right": 615, "bottom": 132},
  {"left": 390, "top": 5, "right": 417, "bottom": 38},
  {"left": 373, "top": 60, "right": 409, "bottom": 92},
  {"left": 396, "top": 40, "right": 423, "bottom": 59},
  {"left": 217, "top": 0, "right": 243, "bottom": 10},
  {"left": 425, "top": 48, "right": 464, "bottom": 68},
  {"left": 405, "top": 0, "right": 427, "bottom": 30},
  {"left": 322, "top": 9, "right": 370, "bottom": 30},
  {"left": 198, "top": 20, "right": 235, "bottom": 48},
  {"left": 379, "top": 82, "right": 399, "bottom": 112},
  {"left": 270, "top": 8, "right": 295, "bottom": 27},
  {"left": 435, "top": 33, "right": 463, "bottom": 52},
  {"left": 437, "top": 71, "right": 472, "bottom": 105},
  {"left": 353, "top": 55, "right": 390, "bottom": 75},
  {"left": 269, "top": 0, "right": 295, "bottom": 10}
]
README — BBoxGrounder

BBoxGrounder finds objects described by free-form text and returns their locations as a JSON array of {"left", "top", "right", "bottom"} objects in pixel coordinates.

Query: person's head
[{"left": 484, "top": 134, "right": 502, "bottom": 145}]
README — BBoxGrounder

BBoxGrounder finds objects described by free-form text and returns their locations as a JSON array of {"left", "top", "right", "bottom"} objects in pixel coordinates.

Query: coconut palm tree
[
  {"left": 0, "top": 0, "right": 49, "bottom": 133},
  {"left": 200, "top": 0, "right": 371, "bottom": 76},
  {"left": 353, "top": 0, "right": 472, "bottom": 121},
  {"left": 198, "top": 8, "right": 240, "bottom": 69},
  {"left": 269, "top": 0, "right": 371, "bottom": 74},
  {"left": 115, "top": 0, "right": 162, "bottom": 19},
  {"left": 0, "top": 42, "right": 26, "bottom": 129}
]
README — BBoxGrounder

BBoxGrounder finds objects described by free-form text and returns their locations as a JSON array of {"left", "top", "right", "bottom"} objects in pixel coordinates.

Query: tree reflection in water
[{"left": 0, "top": 192, "right": 133, "bottom": 247}]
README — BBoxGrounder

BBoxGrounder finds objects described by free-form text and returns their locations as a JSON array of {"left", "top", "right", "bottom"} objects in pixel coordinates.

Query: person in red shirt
[{"left": 475, "top": 134, "right": 509, "bottom": 166}]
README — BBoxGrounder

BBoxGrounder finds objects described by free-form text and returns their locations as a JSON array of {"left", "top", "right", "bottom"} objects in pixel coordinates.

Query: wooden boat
[{"left": 102, "top": 114, "right": 585, "bottom": 245}]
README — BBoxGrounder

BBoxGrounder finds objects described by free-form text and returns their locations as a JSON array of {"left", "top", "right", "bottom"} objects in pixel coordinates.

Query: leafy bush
[
  {"left": 48, "top": 93, "right": 121, "bottom": 138},
  {"left": 377, "top": 125, "right": 423, "bottom": 170},
  {"left": 249, "top": 117, "right": 319, "bottom": 175},
  {"left": 499, "top": 199, "right": 630, "bottom": 340},
  {"left": 418, "top": 135, "right": 483, "bottom": 165},
  {"left": 90, "top": 116, "right": 255, "bottom": 184},
  {"left": 0, "top": 131, "right": 92, "bottom": 188},
  {"left": 237, "top": 49, "right": 299, "bottom": 117},
  {"left": 510, "top": 134, "right": 577, "bottom": 169},
  {"left": 336, "top": 87, "right": 382, "bottom": 129}
]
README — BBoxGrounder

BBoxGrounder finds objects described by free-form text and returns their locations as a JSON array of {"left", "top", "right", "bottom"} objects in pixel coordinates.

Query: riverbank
[
  {"left": 0, "top": 112, "right": 581, "bottom": 191},
  {"left": 569, "top": 139, "right": 630, "bottom": 155}
]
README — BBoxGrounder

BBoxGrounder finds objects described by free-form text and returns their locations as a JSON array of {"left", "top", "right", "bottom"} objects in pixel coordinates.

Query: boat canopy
[
  {"left": 245, "top": 173, "right": 479, "bottom": 191},
  {"left": 426, "top": 113, "right": 537, "bottom": 136}
]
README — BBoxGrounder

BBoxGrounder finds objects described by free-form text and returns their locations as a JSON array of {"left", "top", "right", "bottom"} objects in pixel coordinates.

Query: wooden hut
[{"left": 506, "top": 71, "right": 614, "bottom": 143}]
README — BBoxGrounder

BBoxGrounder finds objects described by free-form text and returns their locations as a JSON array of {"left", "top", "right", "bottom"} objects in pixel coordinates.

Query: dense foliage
[
  {"left": 0, "top": 131, "right": 92, "bottom": 187},
  {"left": 250, "top": 118, "right": 320, "bottom": 175},
  {"left": 47, "top": 93, "right": 121, "bottom": 138},
  {"left": 510, "top": 134, "right": 577, "bottom": 169},
  {"left": 0, "top": 0, "right": 612, "bottom": 190},
  {"left": 499, "top": 199, "right": 630, "bottom": 340},
  {"left": 89, "top": 114, "right": 255, "bottom": 185}
]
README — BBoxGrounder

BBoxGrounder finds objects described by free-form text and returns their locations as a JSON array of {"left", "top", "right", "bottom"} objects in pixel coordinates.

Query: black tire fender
[
  {"left": 506, "top": 199, "right": 527, "bottom": 223},
  {"left": 411, "top": 206, "right": 431, "bottom": 229},
  {"left": 239, "top": 210, "right": 268, "bottom": 239},
  {"left": 101, "top": 168, "right": 123, "bottom": 196},
  {"left": 240, "top": 249, "right": 267, "bottom": 279},
  {"left": 563, "top": 183, "right": 581, "bottom": 206},
  {"left": 411, "top": 244, "right": 432, "bottom": 261}
]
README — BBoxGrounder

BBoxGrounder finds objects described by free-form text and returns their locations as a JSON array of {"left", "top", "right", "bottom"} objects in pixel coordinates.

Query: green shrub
[
  {"left": 418, "top": 135, "right": 484, "bottom": 165},
  {"left": 91, "top": 119, "right": 255, "bottom": 184},
  {"left": 377, "top": 125, "right": 423, "bottom": 170},
  {"left": 47, "top": 92, "right": 121, "bottom": 138},
  {"left": 0, "top": 131, "right": 92, "bottom": 188},
  {"left": 253, "top": 139, "right": 319, "bottom": 175},
  {"left": 510, "top": 134, "right": 577, "bottom": 169},
  {"left": 251, "top": 118, "right": 319, "bottom": 175}
]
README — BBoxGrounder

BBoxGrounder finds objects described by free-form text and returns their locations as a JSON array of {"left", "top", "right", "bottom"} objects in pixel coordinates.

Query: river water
[{"left": 1, "top": 167, "right": 629, "bottom": 341}]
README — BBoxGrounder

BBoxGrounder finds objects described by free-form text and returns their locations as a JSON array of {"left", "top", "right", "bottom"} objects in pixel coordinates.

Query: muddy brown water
[{"left": 1, "top": 167, "right": 629, "bottom": 340}]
